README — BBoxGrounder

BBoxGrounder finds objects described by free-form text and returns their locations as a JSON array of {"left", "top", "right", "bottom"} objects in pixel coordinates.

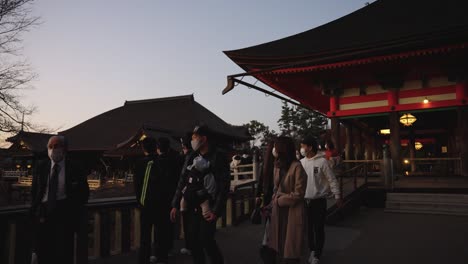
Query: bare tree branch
[{"left": 0, "top": 0, "right": 40, "bottom": 137}]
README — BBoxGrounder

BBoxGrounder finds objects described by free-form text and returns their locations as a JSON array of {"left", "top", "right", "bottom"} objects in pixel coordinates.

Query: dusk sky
[{"left": 20, "top": 0, "right": 368, "bottom": 136}]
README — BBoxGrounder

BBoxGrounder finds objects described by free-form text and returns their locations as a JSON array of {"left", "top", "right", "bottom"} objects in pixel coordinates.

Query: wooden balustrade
[{"left": 0, "top": 182, "right": 258, "bottom": 264}]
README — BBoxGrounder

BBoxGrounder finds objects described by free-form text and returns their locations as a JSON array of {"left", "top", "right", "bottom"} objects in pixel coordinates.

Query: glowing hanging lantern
[
  {"left": 415, "top": 142, "right": 423, "bottom": 150},
  {"left": 380, "top": 129, "right": 390, "bottom": 135},
  {"left": 400, "top": 113, "right": 417, "bottom": 126}
]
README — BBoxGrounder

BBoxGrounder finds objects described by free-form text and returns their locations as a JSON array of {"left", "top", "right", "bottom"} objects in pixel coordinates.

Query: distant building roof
[
  {"left": 224, "top": 0, "right": 468, "bottom": 72},
  {"left": 60, "top": 95, "right": 250, "bottom": 151},
  {"left": 6, "top": 131, "right": 55, "bottom": 154}
]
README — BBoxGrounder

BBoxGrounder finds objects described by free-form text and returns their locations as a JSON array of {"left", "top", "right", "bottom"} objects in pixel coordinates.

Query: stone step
[
  {"left": 384, "top": 208, "right": 468, "bottom": 216},
  {"left": 386, "top": 193, "right": 468, "bottom": 204},
  {"left": 385, "top": 200, "right": 468, "bottom": 216}
]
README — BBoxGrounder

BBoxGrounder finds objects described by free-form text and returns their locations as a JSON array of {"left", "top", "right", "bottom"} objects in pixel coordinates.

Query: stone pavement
[{"left": 93, "top": 208, "right": 468, "bottom": 264}]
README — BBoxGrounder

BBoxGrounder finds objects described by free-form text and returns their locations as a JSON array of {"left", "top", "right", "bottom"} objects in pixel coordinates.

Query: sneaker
[
  {"left": 310, "top": 257, "right": 320, "bottom": 264},
  {"left": 180, "top": 248, "right": 192, "bottom": 255},
  {"left": 308, "top": 251, "right": 317, "bottom": 264}
]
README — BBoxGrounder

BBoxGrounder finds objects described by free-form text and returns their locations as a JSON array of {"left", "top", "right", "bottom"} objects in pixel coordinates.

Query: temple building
[{"left": 224, "top": 0, "right": 468, "bottom": 180}]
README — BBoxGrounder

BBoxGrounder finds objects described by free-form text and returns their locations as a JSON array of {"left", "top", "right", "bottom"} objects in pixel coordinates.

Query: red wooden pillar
[
  {"left": 456, "top": 82, "right": 467, "bottom": 102},
  {"left": 330, "top": 96, "right": 339, "bottom": 113},
  {"left": 387, "top": 89, "right": 398, "bottom": 109}
]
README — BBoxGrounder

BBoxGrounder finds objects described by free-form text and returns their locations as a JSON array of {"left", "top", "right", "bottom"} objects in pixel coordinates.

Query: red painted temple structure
[{"left": 223, "top": 0, "right": 468, "bottom": 178}]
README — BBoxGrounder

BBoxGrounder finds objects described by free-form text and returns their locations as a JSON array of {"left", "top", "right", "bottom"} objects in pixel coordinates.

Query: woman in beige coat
[{"left": 267, "top": 136, "right": 308, "bottom": 263}]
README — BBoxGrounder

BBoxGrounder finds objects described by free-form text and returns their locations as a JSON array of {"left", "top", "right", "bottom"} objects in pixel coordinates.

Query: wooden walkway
[{"left": 92, "top": 207, "right": 468, "bottom": 264}]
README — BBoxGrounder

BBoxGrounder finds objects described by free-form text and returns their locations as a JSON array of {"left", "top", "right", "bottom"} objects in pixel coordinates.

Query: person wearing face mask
[
  {"left": 300, "top": 137, "right": 343, "bottom": 264},
  {"left": 170, "top": 125, "right": 230, "bottom": 264},
  {"left": 30, "top": 136, "right": 89, "bottom": 264},
  {"left": 266, "top": 136, "right": 308, "bottom": 264}
]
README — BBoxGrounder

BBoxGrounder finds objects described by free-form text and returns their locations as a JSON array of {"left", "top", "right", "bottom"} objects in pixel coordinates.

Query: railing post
[
  {"left": 354, "top": 169, "right": 358, "bottom": 190},
  {"left": 92, "top": 211, "right": 101, "bottom": 258},
  {"left": 7, "top": 222, "right": 16, "bottom": 264},
  {"left": 100, "top": 209, "right": 111, "bottom": 258},
  {"left": 121, "top": 208, "right": 131, "bottom": 254},
  {"left": 114, "top": 210, "right": 122, "bottom": 255},
  {"left": 364, "top": 162, "right": 368, "bottom": 185},
  {"left": 133, "top": 208, "right": 141, "bottom": 250},
  {"left": 76, "top": 207, "right": 88, "bottom": 264},
  {"left": 226, "top": 196, "right": 232, "bottom": 227}
]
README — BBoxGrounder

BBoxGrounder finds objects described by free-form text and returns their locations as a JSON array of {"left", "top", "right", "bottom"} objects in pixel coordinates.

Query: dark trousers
[
  {"left": 35, "top": 201, "right": 74, "bottom": 264},
  {"left": 186, "top": 208, "right": 224, "bottom": 264},
  {"left": 306, "top": 198, "right": 327, "bottom": 259},
  {"left": 181, "top": 211, "right": 192, "bottom": 250},
  {"left": 139, "top": 207, "right": 172, "bottom": 264}
]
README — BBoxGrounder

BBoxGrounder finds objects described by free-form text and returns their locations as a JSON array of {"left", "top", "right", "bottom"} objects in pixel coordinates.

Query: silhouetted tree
[
  {"left": 277, "top": 102, "right": 328, "bottom": 141},
  {"left": 0, "top": 0, "right": 39, "bottom": 133}
]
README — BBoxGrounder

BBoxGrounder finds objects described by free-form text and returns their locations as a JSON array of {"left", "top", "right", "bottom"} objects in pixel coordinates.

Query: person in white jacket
[{"left": 300, "top": 137, "right": 343, "bottom": 264}]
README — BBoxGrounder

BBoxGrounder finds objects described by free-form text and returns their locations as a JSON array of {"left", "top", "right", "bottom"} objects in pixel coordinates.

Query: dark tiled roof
[
  {"left": 60, "top": 95, "right": 250, "bottom": 151},
  {"left": 224, "top": 0, "right": 468, "bottom": 71},
  {"left": 6, "top": 131, "right": 55, "bottom": 153}
]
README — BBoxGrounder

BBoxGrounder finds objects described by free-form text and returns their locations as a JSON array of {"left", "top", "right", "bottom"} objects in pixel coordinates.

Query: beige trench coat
[{"left": 267, "top": 161, "right": 308, "bottom": 259}]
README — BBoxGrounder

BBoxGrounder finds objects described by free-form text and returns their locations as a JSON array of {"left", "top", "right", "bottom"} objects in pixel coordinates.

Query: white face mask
[
  {"left": 272, "top": 147, "right": 278, "bottom": 158},
  {"left": 300, "top": 148, "right": 307, "bottom": 157},
  {"left": 48, "top": 148, "right": 64, "bottom": 163},
  {"left": 191, "top": 138, "right": 204, "bottom": 151}
]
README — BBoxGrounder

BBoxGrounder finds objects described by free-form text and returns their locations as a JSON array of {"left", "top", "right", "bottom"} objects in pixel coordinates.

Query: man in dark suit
[{"left": 30, "top": 135, "right": 89, "bottom": 264}]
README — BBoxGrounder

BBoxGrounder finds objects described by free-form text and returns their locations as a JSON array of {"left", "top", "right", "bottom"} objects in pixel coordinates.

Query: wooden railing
[
  {"left": 1, "top": 171, "right": 28, "bottom": 181},
  {"left": 0, "top": 188, "right": 256, "bottom": 264},
  {"left": 403, "top": 157, "right": 462, "bottom": 177},
  {"left": 229, "top": 163, "right": 258, "bottom": 225},
  {"left": 338, "top": 160, "right": 382, "bottom": 196}
]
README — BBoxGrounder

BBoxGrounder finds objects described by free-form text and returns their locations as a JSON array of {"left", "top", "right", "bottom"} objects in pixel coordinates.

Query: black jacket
[
  {"left": 134, "top": 152, "right": 180, "bottom": 210},
  {"left": 30, "top": 158, "right": 89, "bottom": 217},
  {"left": 171, "top": 148, "right": 230, "bottom": 216}
]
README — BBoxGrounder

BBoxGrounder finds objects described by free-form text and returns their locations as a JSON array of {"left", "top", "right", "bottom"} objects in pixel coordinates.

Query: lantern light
[
  {"left": 400, "top": 113, "right": 417, "bottom": 126},
  {"left": 415, "top": 142, "right": 423, "bottom": 150},
  {"left": 423, "top": 97, "right": 429, "bottom": 104},
  {"left": 380, "top": 129, "right": 390, "bottom": 135}
]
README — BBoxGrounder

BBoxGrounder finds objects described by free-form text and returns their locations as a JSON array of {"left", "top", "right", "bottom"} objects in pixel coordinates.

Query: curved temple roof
[
  {"left": 60, "top": 95, "right": 250, "bottom": 151},
  {"left": 225, "top": 0, "right": 468, "bottom": 72}
]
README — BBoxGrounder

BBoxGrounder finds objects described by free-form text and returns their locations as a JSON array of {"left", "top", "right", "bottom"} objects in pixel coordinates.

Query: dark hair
[
  {"left": 301, "top": 136, "right": 318, "bottom": 153},
  {"left": 141, "top": 137, "right": 157, "bottom": 153},
  {"left": 180, "top": 132, "right": 192, "bottom": 149},
  {"left": 274, "top": 136, "right": 296, "bottom": 169},
  {"left": 192, "top": 125, "right": 212, "bottom": 139},
  {"left": 48, "top": 135, "right": 69, "bottom": 150},
  {"left": 158, "top": 137, "right": 170, "bottom": 153}
]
